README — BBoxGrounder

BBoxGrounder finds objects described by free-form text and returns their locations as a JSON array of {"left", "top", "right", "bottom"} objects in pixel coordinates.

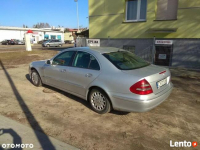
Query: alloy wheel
[
  {"left": 32, "top": 72, "right": 39, "bottom": 85},
  {"left": 91, "top": 92, "right": 106, "bottom": 111}
]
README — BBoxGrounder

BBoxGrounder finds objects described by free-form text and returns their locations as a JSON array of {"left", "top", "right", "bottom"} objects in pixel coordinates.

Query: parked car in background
[
  {"left": 29, "top": 47, "right": 173, "bottom": 114},
  {"left": 42, "top": 39, "right": 63, "bottom": 47},
  {"left": 1, "top": 40, "right": 15, "bottom": 45},
  {"left": 14, "top": 40, "right": 25, "bottom": 45},
  {"left": 64, "top": 40, "right": 75, "bottom": 44},
  {"left": 38, "top": 40, "right": 48, "bottom": 44}
]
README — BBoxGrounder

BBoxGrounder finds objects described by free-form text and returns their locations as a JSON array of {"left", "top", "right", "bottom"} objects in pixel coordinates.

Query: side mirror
[{"left": 46, "top": 60, "right": 51, "bottom": 65}]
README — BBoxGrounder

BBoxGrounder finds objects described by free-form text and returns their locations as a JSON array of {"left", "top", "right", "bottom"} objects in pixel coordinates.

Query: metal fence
[
  {"left": 136, "top": 45, "right": 153, "bottom": 63},
  {"left": 76, "top": 37, "right": 88, "bottom": 47}
]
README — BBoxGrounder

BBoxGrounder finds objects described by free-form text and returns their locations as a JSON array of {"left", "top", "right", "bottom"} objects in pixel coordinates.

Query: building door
[
  {"left": 36, "top": 36, "right": 39, "bottom": 43},
  {"left": 155, "top": 45, "right": 173, "bottom": 66}
]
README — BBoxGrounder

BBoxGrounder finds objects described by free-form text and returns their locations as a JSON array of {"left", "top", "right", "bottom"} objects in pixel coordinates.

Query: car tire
[
  {"left": 58, "top": 44, "right": 62, "bottom": 47},
  {"left": 89, "top": 88, "right": 111, "bottom": 114},
  {"left": 31, "top": 69, "right": 42, "bottom": 87},
  {"left": 47, "top": 44, "right": 50, "bottom": 47}
]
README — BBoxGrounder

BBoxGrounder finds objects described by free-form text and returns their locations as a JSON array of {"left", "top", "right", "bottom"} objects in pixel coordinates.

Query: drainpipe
[{"left": 152, "top": 36, "right": 156, "bottom": 64}]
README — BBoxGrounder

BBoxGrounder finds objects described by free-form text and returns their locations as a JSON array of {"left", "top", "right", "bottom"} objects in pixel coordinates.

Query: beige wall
[
  {"left": 64, "top": 32, "right": 74, "bottom": 41},
  {"left": 89, "top": 0, "right": 200, "bottom": 38}
]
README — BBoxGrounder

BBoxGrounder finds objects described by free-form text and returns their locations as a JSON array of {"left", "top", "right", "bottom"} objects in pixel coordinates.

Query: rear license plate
[{"left": 156, "top": 78, "right": 167, "bottom": 89}]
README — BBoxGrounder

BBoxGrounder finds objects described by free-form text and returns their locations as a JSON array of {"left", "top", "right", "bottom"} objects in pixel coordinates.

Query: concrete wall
[
  {"left": 172, "top": 39, "right": 200, "bottom": 69},
  {"left": 0, "top": 30, "right": 25, "bottom": 41},
  {"left": 99, "top": 38, "right": 200, "bottom": 69}
]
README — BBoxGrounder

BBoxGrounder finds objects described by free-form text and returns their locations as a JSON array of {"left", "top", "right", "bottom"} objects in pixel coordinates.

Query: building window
[
  {"left": 57, "top": 35, "right": 61, "bottom": 40},
  {"left": 156, "top": 0, "right": 178, "bottom": 20},
  {"left": 44, "top": 34, "right": 49, "bottom": 40},
  {"left": 126, "top": 0, "right": 147, "bottom": 22},
  {"left": 51, "top": 35, "right": 56, "bottom": 39}
]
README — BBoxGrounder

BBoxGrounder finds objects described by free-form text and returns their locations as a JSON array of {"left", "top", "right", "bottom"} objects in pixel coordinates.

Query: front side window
[
  {"left": 126, "top": 0, "right": 147, "bottom": 21},
  {"left": 52, "top": 51, "right": 75, "bottom": 66},
  {"left": 73, "top": 51, "right": 100, "bottom": 70},
  {"left": 103, "top": 51, "right": 150, "bottom": 70}
]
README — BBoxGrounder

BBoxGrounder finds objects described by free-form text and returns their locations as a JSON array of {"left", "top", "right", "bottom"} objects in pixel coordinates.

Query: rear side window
[
  {"left": 73, "top": 51, "right": 100, "bottom": 70},
  {"left": 103, "top": 51, "right": 150, "bottom": 70},
  {"left": 89, "top": 55, "right": 100, "bottom": 70},
  {"left": 52, "top": 51, "right": 75, "bottom": 66}
]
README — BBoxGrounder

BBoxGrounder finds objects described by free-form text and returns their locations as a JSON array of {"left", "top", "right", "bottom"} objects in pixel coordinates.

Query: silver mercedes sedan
[{"left": 29, "top": 47, "right": 173, "bottom": 114}]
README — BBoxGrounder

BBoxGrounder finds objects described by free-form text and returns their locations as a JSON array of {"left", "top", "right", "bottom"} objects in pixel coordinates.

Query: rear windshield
[{"left": 103, "top": 51, "right": 150, "bottom": 70}]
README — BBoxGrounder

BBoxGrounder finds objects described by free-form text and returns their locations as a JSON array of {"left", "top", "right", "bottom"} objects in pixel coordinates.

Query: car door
[
  {"left": 43, "top": 51, "right": 76, "bottom": 90},
  {"left": 66, "top": 51, "right": 101, "bottom": 97},
  {"left": 50, "top": 40, "right": 56, "bottom": 46},
  {"left": 53, "top": 40, "right": 57, "bottom": 46},
  {"left": 55, "top": 40, "right": 60, "bottom": 46}
]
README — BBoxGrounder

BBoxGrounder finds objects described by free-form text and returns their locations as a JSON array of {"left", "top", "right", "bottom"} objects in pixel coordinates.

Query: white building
[{"left": 0, "top": 26, "right": 64, "bottom": 44}]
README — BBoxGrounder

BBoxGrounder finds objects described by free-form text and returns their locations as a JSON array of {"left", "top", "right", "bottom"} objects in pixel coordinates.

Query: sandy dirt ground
[{"left": 0, "top": 47, "right": 199, "bottom": 150}]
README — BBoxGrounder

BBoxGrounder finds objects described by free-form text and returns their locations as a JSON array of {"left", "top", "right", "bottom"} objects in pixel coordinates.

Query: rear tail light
[{"left": 130, "top": 79, "right": 153, "bottom": 95}]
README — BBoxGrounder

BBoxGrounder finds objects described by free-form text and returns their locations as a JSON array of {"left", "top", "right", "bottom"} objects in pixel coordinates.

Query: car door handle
[
  {"left": 85, "top": 73, "right": 93, "bottom": 77},
  {"left": 60, "top": 69, "right": 66, "bottom": 73}
]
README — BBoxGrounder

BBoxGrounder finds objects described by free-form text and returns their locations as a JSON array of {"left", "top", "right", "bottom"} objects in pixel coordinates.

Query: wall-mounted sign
[
  {"left": 155, "top": 40, "right": 173, "bottom": 45},
  {"left": 158, "top": 54, "right": 167, "bottom": 59},
  {"left": 87, "top": 39, "right": 100, "bottom": 47}
]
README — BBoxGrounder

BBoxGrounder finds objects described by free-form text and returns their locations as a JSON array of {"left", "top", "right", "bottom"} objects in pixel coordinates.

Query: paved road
[
  {"left": 0, "top": 44, "right": 74, "bottom": 51},
  {"left": 0, "top": 115, "right": 79, "bottom": 150}
]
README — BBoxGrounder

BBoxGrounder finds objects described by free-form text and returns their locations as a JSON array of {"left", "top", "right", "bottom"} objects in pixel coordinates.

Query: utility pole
[{"left": 74, "top": 0, "right": 79, "bottom": 31}]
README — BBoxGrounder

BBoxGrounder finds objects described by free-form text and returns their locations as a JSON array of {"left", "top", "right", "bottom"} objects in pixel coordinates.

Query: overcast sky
[{"left": 0, "top": 0, "right": 89, "bottom": 28}]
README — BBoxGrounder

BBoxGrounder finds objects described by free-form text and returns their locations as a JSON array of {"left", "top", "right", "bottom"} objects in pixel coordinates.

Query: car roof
[{"left": 65, "top": 47, "right": 125, "bottom": 54}]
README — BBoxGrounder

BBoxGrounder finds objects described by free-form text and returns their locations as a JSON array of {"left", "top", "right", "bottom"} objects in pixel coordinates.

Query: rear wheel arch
[{"left": 87, "top": 86, "right": 113, "bottom": 109}]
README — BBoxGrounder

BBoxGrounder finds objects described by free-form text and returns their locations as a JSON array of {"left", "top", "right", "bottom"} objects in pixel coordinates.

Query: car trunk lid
[{"left": 122, "top": 65, "right": 171, "bottom": 94}]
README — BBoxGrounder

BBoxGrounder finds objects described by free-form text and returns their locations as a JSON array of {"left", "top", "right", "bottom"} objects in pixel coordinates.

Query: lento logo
[
  {"left": 192, "top": 142, "right": 198, "bottom": 148},
  {"left": 170, "top": 140, "right": 198, "bottom": 148}
]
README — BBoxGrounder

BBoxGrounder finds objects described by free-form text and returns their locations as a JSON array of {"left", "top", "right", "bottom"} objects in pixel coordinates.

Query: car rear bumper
[{"left": 109, "top": 83, "right": 173, "bottom": 112}]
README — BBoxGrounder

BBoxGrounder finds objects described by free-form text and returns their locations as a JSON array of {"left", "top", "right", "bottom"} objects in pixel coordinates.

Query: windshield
[
  {"left": 44, "top": 40, "right": 50, "bottom": 43},
  {"left": 103, "top": 51, "right": 150, "bottom": 70}
]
